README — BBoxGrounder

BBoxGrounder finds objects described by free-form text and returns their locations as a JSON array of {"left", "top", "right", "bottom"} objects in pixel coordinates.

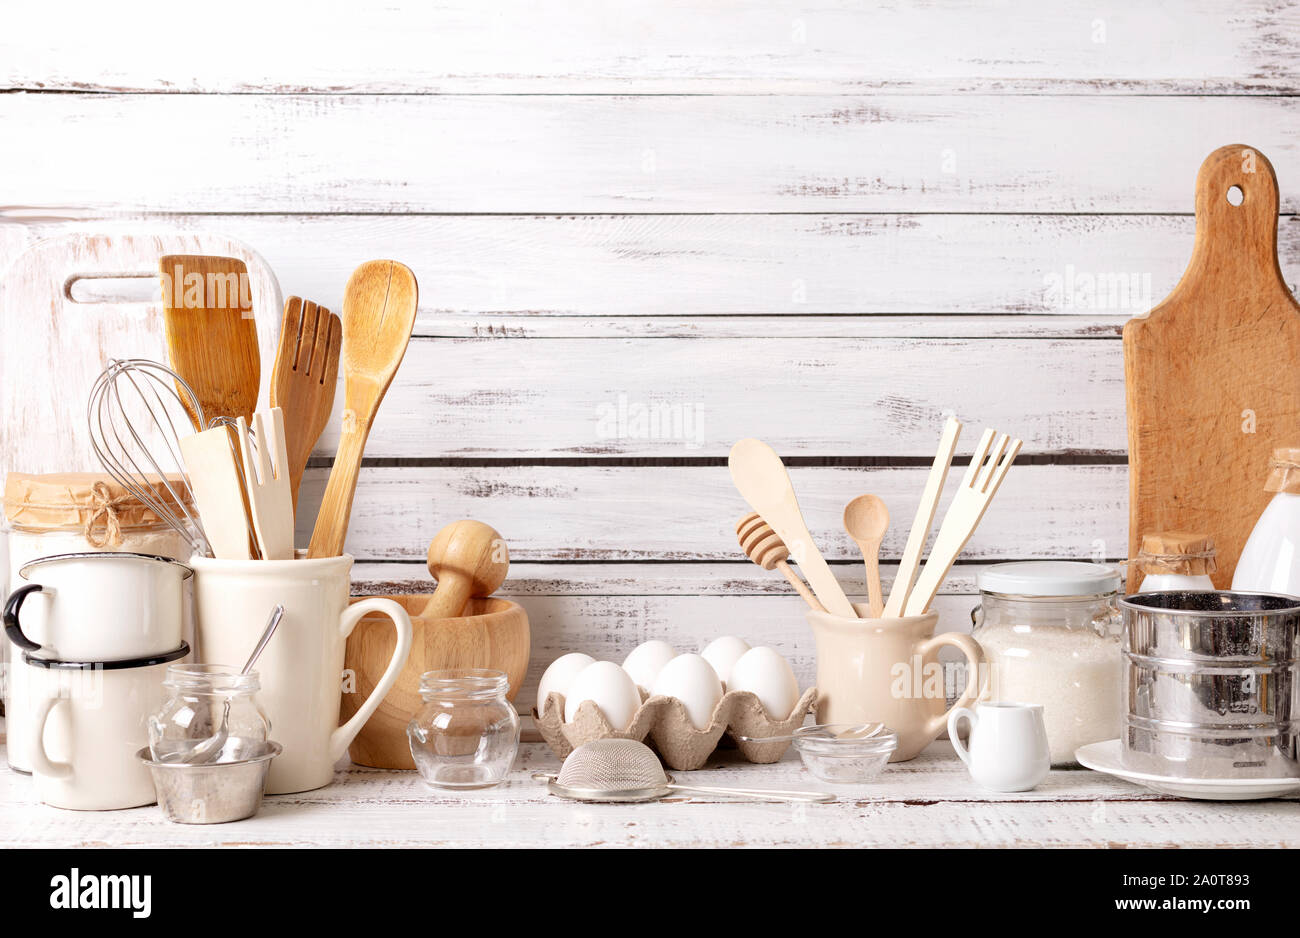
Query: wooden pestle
[
  {"left": 424, "top": 520, "right": 510, "bottom": 619},
  {"left": 736, "top": 513, "right": 826, "bottom": 613}
]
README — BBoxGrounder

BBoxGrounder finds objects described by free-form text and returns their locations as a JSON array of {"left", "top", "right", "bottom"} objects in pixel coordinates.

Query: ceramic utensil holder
[
  {"left": 191, "top": 552, "right": 413, "bottom": 794},
  {"left": 806, "top": 604, "right": 984, "bottom": 761},
  {"left": 534, "top": 686, "right": 818, "bottom": 771},
  {"left": 342, "top": 594, "right": 530, "bottom": 769}
]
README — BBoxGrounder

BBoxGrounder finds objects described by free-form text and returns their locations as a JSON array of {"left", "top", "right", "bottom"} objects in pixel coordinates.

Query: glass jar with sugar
[{"left": 971, "top": 561, "right": 1122, "bottom": 766}]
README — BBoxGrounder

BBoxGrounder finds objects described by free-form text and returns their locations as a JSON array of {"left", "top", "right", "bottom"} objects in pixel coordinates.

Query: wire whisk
[{"left": 87, "top": 358, "right": 212, "bottom": 556}]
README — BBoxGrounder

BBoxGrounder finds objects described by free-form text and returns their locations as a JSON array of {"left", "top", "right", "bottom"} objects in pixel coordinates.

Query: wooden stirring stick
[
  {"left": 736, "top": 513, "right": 826, "bottom": 613},
  {"left": 883, "top": 416, "right": 962, "bottom": 618}
]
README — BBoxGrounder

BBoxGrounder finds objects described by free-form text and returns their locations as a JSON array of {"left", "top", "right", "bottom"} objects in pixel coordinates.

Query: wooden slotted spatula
[
  {"left": 238, "top": 408, "right": 295, "bottom": 561},
  {"left": 728, "top": 438, "right": 856, "bottom": 618},
  {"left": 159, "top": 255, "right": 260, "bottom": 430},
  {"left": 1125, "top": 144, "right": 1300, "bottom": 589},
  {"left": 307, "top": 260, "right": 419, "bottom": 558},
  {"left": 270, "top": 297, "right": 341, "bottom": 515}
]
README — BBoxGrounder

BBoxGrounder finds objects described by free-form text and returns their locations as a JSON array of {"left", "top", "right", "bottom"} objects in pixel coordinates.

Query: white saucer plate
[{"left": 1075, "top": 739, "right": 1300, "bottom": 801}]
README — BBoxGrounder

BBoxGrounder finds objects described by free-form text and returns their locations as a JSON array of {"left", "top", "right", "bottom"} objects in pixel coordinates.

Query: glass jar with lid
[
  {"left": 971, "top": 561, "right": 1122, "bottom": 766},
  {"left": 407, "top": 669, "right": 520, "bottom": 789},
  {"left": 3, "top": 471, "right": 196, "bottom": 773},
  {"left": 149, "top": 664, "right": 271, "bottom": 763}
]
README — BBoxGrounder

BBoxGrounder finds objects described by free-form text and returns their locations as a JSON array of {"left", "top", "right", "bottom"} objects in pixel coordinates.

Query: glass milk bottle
[
  {"left": 1235, "top": 447, "right": 1300, "bottom": 595},
  {"left": 1134, "top": 531, "right": 1217, "bottom": 592},
  {"left": 971, "top": 562, "right": 1123, "bottom": 766}
]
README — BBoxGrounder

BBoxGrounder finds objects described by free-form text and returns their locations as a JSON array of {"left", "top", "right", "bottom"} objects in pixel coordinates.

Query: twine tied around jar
[
  {"left": 81, "top": 481, "right": 132, "bottom": 547},
  {"left": 1131, "top": 531, "right": 1218, "bottom": 577}
]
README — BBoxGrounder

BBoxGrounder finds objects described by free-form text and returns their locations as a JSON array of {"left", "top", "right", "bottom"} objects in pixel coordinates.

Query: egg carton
[{"left": 534, "top": 686, "right": 819, "bottom": 771}]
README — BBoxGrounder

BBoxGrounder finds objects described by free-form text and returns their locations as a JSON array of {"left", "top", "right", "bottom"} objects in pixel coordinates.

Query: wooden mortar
[{"left": 341, "top": 594, "right": 530, "bottom": 769}]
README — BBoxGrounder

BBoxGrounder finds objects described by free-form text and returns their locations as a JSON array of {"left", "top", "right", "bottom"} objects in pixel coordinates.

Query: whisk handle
[{"left": 666, "top": 783, "right": 833, "bottom": 803}]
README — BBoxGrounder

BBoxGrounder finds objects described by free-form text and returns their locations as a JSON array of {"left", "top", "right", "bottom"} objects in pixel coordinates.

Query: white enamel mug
[
  {"left": 4, "top": 552, "right": 190, "bottom": 662},
  {"left": 27, "top": 643, "right": 189, "bottom": 810},
  {"left": 948, "top": 701, "right": 1051, "bottom": 792},
  {"left": 190, "top": 553, "right": 412, "bottom": 794}
]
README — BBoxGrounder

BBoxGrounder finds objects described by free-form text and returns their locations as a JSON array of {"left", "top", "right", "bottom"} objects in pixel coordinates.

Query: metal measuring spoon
[{"left": 161, "top": 605, "right": 283, "bottom": 765}]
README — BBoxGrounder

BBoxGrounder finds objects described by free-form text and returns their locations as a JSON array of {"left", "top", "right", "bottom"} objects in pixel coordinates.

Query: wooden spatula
[
  {"left": 307, "top": 260, "right": 419, "bottom": 558},
  {"left": 238, "top": 408, "right": 295, "bottom": 561},
  {"left": 728, "top": 438, "right": 856, "bottom": 618},
  {"left": 1125, "top": 144, "right": 1300, "bottom": 589},
  {"left": 270, "top": 297, "right": 341, "bottom": 515},
  {"left": 180, "top": 427, "right": 253, "bottom": 560},
  {"left": 159, "top": 255, "right": 260, "bottom": 430}
]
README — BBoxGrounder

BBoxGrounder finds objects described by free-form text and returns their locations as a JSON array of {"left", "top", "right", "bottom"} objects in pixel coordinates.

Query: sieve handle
[{"left": 666, "top": 783, "right": 834, "bottom": 803}]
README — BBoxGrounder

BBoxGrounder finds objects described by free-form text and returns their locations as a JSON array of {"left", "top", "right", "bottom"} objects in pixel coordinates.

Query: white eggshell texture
[
  {"left": 700, "top": 635, "right": 751, "bottom": 689},
  {"left": 536, "top": 652, "right": 595, "bottom": 716},
  {"left": 621, "top": 640, "right": 677, "bottom": 690},
  {"left": 728, "top": 646, "right": 799, "bottom": 719},
  {"left": 563, "top": 661, "right": 642, "bottom": 730},
  {"left": 652, "top": 654, "right": 724, "bottom": 731}
]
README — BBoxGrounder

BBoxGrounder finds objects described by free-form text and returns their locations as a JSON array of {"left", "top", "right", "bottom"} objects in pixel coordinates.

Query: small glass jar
[
  {"left": 1135, "top": 531, "right": 1217, "bottom": 592},
  {"left": 971, "top": 561, "right": 1122, "bottom": 767},
  {"left": 149, "top": 664, "right": 270, "bottom": 763},
  {"left": 408, "top": 669, "right": 520, "bottom": 789}
]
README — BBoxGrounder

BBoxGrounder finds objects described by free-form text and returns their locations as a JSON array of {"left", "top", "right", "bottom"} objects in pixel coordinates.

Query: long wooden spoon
[
  {"left": 843, "top": 495, "right": 889, "bottom": 618},
  {"left": 307, "top": 261, "right": 418, "bottom": 558}
]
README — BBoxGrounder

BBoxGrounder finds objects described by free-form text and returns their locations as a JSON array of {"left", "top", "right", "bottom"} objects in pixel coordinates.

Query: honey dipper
[{"left": 736, "top": 513, "right": 827, "bottom": 613}]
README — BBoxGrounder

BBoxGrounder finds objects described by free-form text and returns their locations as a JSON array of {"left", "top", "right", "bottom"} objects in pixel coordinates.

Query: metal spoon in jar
[{"left": 161, "top": 605, "right": 283, "bottom": 765}]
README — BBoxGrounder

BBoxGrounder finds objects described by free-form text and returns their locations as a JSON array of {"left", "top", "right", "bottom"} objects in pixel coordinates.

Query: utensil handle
[
  {"left": 30, "top": 694, "right": 73, "bottom": 779},
  {"left": 307, "top": 421, "right": 369, "bottom": 558},
  {"left": 775, "top": 560, "right": 825, "bottom": 613},
  {"left": 920, "top": 631, "right": 986, "bottom": 742},
  {"left": 947, "top": 706, "right": 977, "bottom": 766},
  {"left": 3, "top": 583, "right": 43, "bottom": 652},
  {"left": 666, "top": 783, "right": 834, "bottom": 803},
  {"left": 884, "top": 417, "right": 961, "bottom": 617},
  {"left": 328, "top": 597, "right": 413, "bottom": 762}
]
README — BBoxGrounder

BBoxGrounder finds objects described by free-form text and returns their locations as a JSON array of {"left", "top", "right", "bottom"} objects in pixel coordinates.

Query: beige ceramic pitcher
[{"left": 806, "top": 604, "right": 984, "bottom": 761}]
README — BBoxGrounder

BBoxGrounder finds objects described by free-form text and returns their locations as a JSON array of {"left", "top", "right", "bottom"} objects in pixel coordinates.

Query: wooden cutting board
[
  {"left": 0, "top": 231, "right": 281, "bottom": 476},
  {"left": 1124, "top": 145, "right": 1300, "bottom": 590}
]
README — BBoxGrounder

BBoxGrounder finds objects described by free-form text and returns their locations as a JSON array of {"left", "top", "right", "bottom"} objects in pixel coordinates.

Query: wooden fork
[
  {"left": 270, "top": 297, "right": 342, "bottom": 515},
  {"left": 903, "top": 428, "right": 1022, "bottom": 616},
  {"left": 237, "top": 408, "right": 294, "bottom": 561}
]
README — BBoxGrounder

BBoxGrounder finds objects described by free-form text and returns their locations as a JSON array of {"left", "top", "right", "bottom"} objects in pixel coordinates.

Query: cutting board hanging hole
[{"left": 63, "top": 273, "right": 160, "bottom": 305}]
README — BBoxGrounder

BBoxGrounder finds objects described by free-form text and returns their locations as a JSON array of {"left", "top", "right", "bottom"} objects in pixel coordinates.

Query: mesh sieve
[{"left": 556, "top": 738, "right": 669, "bottom": 791}]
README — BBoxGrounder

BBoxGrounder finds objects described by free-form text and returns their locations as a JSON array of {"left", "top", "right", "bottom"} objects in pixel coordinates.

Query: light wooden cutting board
[
  {"left": 0, "top": 231, "right": 281, "bottom": 476},
  {"left": 1124, "top": 145, "right": 1300, "bottom": 589}
]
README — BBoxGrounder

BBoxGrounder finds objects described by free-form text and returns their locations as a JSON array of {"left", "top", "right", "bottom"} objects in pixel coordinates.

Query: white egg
[
  {"left": 728, "top": 646, "right": 799, "bottom": 719},
  {"left": 651, "top": 654, "right": 724, "bottom": 731},
  {"left": 563, "top": 661, "right": 642, "bottom": 730},
  {"left": 536, "top": 652, "right": 596, "bottom": 716},
  {"left": 621, "top": 640, "right": 677, "bottom": 690},
  {"left": 700, "top": 635, "right": 752, "bottom": 689}
]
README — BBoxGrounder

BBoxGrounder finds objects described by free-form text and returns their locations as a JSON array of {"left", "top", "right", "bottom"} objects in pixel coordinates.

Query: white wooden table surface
[{"left": 4, "top": 740, "right": 1296, "bottom": 849}]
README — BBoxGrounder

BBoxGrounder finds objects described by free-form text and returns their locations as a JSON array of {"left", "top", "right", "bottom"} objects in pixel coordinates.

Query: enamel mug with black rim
[{"left": 4, "top": 552, "right": 190, "bottom": 662}]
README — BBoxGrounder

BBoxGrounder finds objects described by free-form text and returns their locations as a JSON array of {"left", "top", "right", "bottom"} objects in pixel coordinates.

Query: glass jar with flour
[{"left": 971, "top": 561, "right": 1122, "bottom": 766}]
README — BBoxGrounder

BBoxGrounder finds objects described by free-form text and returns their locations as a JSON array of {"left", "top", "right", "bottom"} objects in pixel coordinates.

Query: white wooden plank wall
[{"left": 3, "top": 0, "right": 1299, "bottom": 707}]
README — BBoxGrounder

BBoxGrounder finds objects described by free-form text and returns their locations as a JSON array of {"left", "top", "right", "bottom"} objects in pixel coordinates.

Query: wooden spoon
[
  {"left": 843, "top": 495, "right": 889, "bottom": 618},
  {"left": 270, "top": 297, "right": 341, "bottom": 517},
  {"left": 307, "top": 260, "right": 418, "bottom": 558},
  {"left": 424, "top": 520, "right": 510, "bottom": 619},
  {"left": 159, "top": 255, "right": 260, "bottom": 430}
]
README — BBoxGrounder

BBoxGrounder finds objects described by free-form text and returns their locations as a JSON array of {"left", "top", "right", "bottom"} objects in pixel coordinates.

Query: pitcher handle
[
  {"left": 30, "top": 693, "right": 73, "bottom": 779},
  {"left": 947, "top": 706, "right": 977, "bottom": 765},
  {"left": 918, "top": 631, "right": 985, "bottom": 742},
  {"left": 328, "top": 598, "right": 413, "bottom": 762}
]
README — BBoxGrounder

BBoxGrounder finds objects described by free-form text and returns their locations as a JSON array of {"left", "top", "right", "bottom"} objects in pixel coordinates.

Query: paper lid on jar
[
  {"left": 1136, "top": 531, "right": 1217, "bottom": 576},
  {"left": 1265, "top": 446, "right": 1300, "bottom": 494},
  {"left": 3, "top": 471, "right": 191, "bottom": 545},
  {"left": 977, "top": 561, "right": 1121, "bottom": 597}
]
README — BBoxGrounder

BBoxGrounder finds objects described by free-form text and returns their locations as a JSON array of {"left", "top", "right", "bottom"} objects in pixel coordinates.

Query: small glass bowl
[{"left": 792, "top": 723, "right": 898, "bottom": 783}]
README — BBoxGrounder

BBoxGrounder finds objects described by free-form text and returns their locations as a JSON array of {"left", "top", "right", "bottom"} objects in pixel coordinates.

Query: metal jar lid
[{"left": 977, "top": 561, "right": 1120, "bottom": 597}]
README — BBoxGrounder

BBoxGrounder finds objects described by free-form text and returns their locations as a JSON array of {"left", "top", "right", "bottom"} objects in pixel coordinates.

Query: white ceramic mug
[
  {"left": 28, "top": 643, "right": 189, "bottom": 810},
  {"left": 948, "top": 701, "right": 1051, "bottom": 792},
  {"left": 4, "top": 552, "right": 190, "bottom": 661},
  {"left": 190, "top": 553, "right": 413, "bottom": 794}
]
